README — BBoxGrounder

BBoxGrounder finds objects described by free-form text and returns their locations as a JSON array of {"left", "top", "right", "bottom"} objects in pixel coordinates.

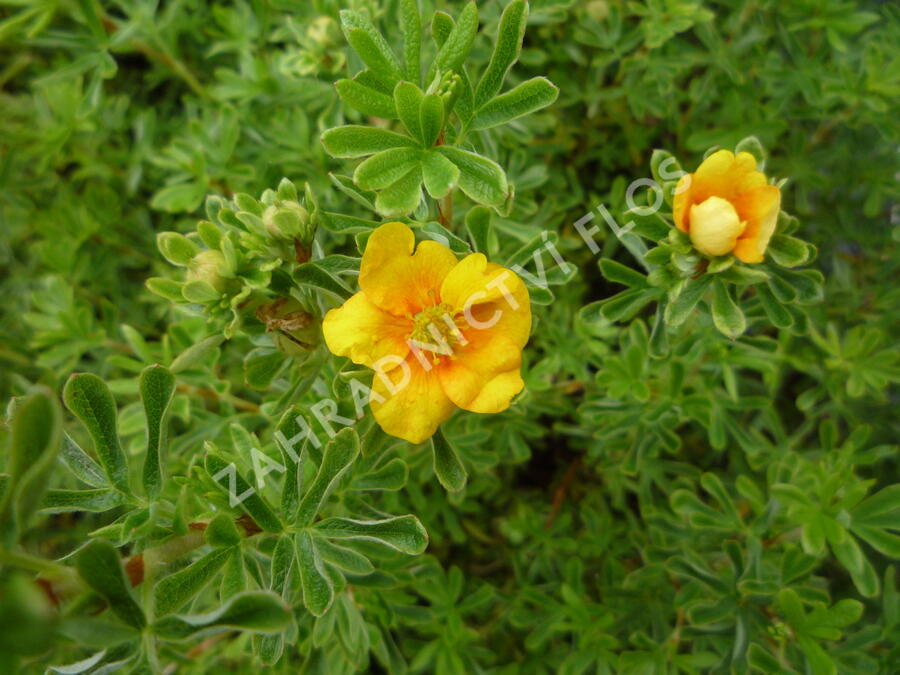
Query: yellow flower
[
  {"left": 673, "top": 150, "right": 781, "bottom": 263},
  {"left": 323, "top": 222, "right": 531, "bottom": 444}
]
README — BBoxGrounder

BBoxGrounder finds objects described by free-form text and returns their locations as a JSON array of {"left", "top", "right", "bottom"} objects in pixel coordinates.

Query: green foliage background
[{"left": 1, "top": 0, "right": 898, "bottom": 673}]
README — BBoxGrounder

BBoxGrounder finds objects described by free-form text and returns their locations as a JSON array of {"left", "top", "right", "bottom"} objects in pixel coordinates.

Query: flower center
[
  {"left": 407, "top": 302, "right": 467, "bottom": 361},
  {"left": 689, "top": 196, "right": 746, "bottom": 256}
]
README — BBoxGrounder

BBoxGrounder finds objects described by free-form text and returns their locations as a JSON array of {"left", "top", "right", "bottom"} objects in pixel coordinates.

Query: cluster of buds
[
  {"left": 278, "top": 16, "right": 346, "bottom": 77},
  {"left": 148, "top": 178, "right": 321, "bottom": 342},
  {"left": 431, "top": 71, "right": 463, "bottom": 122}
]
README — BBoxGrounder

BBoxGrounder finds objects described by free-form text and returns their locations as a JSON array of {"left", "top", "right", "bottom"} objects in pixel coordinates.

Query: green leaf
[
  {"left": 472, "top": 77, "right": 558, "bottom": 130},
  {"left": 665, "top": 275, "right": 713, "bottom": 327},
  {"left": 422, "top": 222, "right": 471, "bottom": 253},
  {"left": 244, "top": 349, "right": 287, "bottom": 390},
  {"left": 297, "top": 428, "right": 359, "bottom": 527},
  {"left": 139, "top": 365, "right": 175, "bottom": 499},
  {"left": 154, "top": 547, "right": 233, "bottom": 617},
  {"left": 315, "top": 515, "right": 428, "bottom": 555},
  {"left": 63, "top": 374, "right": 129, "bottom": 493},
  {"left": 316, "top": 539, "right": 374, "bottom": 575},
  {"left": 293, "top": 261, "right": 354, "bottom": 302},
  {"left": 335, "top": 79, "right": 397, "bottom": 119},
  {"left": 648, "top": 302, "right": 670, "bottom": 358},
  {"left": 419, "top": 93, "right": 444, "bottom": 147},
  {"left": 427, "top": 1, "right": 478, "bottom": 84},
  {"left": 599, "top": 258, "right": 649, "bottom": 288},
  {"left": 41, "top": 488, "right": 126, "bottom": 513},
  {"left": 421, "top": 150, "right": 459, "bottom": 199},
  {"left": 797, "top": 635, "right": 836, "bottom": 675},
  {"left": 778, "top": 268, "right": 824, "bottom": 304},
  {"left": 182, "top": 280, "right": 220, "bottom": 303},
  {"left": 60, "top": 435, "right": 106, "bottom": 487},
  {"left": 400, "top": 0, "right": 421, "bottom": 83},
  {"left": 832, "top": 536, "right": 879, "bottom": 597},
  {"left": 465, "top": 205, "right": 494, "bottom": 253},
  {"left": 431, "top": 430, "right": 467, "bottom": 492},
  {"left": 757, "top": 283, "right": 793, "bottom": 328},
  {"left": 296, "top": 531, "right": 334, "bottom": 617},
  {"left": 321, "top": 126, "right": 417, "bottom": 158},
  {"left": 205, "top": 451, "right": 282, "bottom": 533},
  {"left": 269, "top": 535, "right": 294, "bottom": 595},
  {"left": 436, "top": 146, "right": 508, "bottom": 207},
  {"left": 169, "top": 333, "right": 225, "bottom": 373},
  {"left": 852, "top": 485, "right": 900, "bottom": 523},
  {"left": 747, "top": 644, "right": 781, "bottom": 672},
  {"left": 46, "top": 649, "right": 108, "bottom": 675},
  {"left": 0, "top": 389, "right": 62, "bottom": 543},
  {"left": 352, "top": 458, "right": 408, "bottom": 491},
  {"left": 205, "top": 513, "right": 242, "bottom": 548},
  {"left": 474, "top": 0, "right": 528, "bottom": 107},
  {"left": 150, "top": 182, "right": 205, "bottom": 213},
  {"left": 255, "top": 534, "right": 296, "bottom": 664},
  {"left": 156, "top": 232, "right": 198, "bottom": 267},
  {"left": 340, "top": 11, "right": 403, "bottom": 86},
  {"left": 767, "top": 234, "right": 810, "bottom": 267},
  {"left": 852, "top": 524, "right": 900, "bottom": 558},
  {"left": 75, "top": 540, "right": 145, "bottom": 629},
  {"left": 711, "top": 279, "right": 747, "bottom": 339},
  {"left": 354, "top": 147, "right": 422, "bottom": 191},
  {"left": 146, "top": 278, "right": 184, "bottom": 302},
  {"left": 219, "top": 552, "right": 246, "bottom": 601},
  {"left": 734, "top": 135, "right": 767, "bottom": 169},
  {"left": 374, "top": 166, "right": 422, "bottom": 217},
  {"left": 431, "top": 11, "right": 455, "bottom": 47},
  {"left": 393, "top": 81, "right": 424, "bottom": 142},
  {"left": 153, "top": 591, "right": 291, "bottom": 641},
  {"left": 718, "top": 265, "right": 770, "bottom": 285}
]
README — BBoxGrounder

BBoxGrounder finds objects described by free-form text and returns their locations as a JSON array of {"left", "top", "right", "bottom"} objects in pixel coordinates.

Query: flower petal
[
  {"left": 693, "top": 150, "right": 767, "bottom": 203},
  {"left": 678, "top": 150, "right": 769, "bottom": 233},
  {"left": 438, "top": 331, "right": 521, "bottom": 411},
  {"left": 466, "top": 368, "right": 525, "bottom": 414},
  {"left": 673, "top": 173, "right": 693, "bottom": 232},
  {"left": 442, "top": 255, "right": 532, "bottom": 349},
  {"left": 322, "top": 292, "right": 410, "bottom": 369},
  {"left": 441, "top": 254, "right": 511, "bottom": 309},
  {"left": 370, "top": 356, "right": 455, "bottom": 444},
  {"left": 359, "top": 221, "right": 457, "bottom": 316},
  {"left": 733, "top": 185, "right": 781, "bottom": 263}
]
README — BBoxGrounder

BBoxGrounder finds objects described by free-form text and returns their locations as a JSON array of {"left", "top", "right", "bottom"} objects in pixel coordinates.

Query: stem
[
  {"left": 0, "top": 549, "right": 67, "bottom": 575},
  {"left": 176, "top": 384, "right": 260, "bottom": 413},
  {"left": 438, "top": 190, "right": 454, "bottom": 229}
]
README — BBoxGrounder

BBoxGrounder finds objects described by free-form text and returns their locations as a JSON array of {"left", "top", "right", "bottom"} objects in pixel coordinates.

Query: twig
[{"left": 544, "top": 457, "right": 582, "bottom": 529}]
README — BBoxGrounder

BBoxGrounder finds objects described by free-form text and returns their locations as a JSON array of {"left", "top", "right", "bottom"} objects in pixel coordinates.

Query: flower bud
[
  {"left": 673, "top": 150, "right": 781, "bottom": 263},
  {"left": 688, "top": 196, "right": 746, "bottom": 257},
  {"left": 262, "top": 201, "right": 310, "bottom": 241},
  {"left": 586, "top": 0, "right": 610, "bottom": 22},
  {"left": 186, "top": 250, "right": 227, "bottom": 293},
  {"left": 307, "top": 16, "right": 341, "bottom": 49}
]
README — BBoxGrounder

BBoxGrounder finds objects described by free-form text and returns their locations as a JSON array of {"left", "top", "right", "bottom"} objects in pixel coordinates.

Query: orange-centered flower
[
  {"left": 673, "top": 150, "right": 781, "bottom": 263},
  {"left": 323, "top": 222, "right": 531, "bottom": 444}
]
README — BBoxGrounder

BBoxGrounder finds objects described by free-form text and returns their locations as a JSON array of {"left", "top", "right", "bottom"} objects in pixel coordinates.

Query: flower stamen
[{"left": 407, "top": 303, "right": 467, "bottom": 364}]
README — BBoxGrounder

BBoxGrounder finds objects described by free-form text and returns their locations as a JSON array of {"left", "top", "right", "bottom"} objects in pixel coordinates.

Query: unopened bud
[
  {"left": 186, "top": 250, "right": 227, "bottom": 293},
  {"left": 307, "top": 16, "right": 341, "bottom": 48},
  {"left": 263, "top": 200, "right": 312, "bottom": 244}
]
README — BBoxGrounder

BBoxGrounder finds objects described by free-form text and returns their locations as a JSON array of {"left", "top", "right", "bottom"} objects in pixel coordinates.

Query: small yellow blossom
[
  {"left": 323, "top": 222, "right": 531, "bottom": 444},
  {"left": 673, "top": 150, "right": 781, "bottom": 263}
]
